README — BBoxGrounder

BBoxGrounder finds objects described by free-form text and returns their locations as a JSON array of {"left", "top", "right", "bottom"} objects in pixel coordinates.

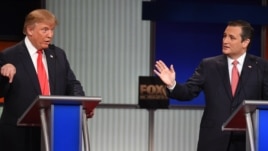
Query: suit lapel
[
  {"left": 235, "top": 54, "right": 256, "bottom": 97},
  {"left": 216, "top": 54, "right": 258, "bottom": 101},
  {"left": 19, "top": 43, "right": 58, "bottom": 95},
  {"left": 18, "top": 43, "right": 41, "bottom": 94},
  {"left": 44, "top": 48, "right": 56, "bottom": 94},
  {"left": 216, "top": 55, "right": 233, "bottom": 100}
]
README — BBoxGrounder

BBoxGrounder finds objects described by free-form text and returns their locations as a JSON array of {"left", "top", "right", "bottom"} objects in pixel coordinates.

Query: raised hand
[{"left": 154, "top": 60, "right": 176, "bottom": 88}]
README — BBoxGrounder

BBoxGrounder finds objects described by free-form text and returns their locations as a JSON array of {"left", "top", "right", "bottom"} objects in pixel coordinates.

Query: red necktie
[
  {"left": 231, "top": 60, "right": 239, "bottom": 96},
  {"left": 37, "top": 50, "right": 50, "bottom": 95}
]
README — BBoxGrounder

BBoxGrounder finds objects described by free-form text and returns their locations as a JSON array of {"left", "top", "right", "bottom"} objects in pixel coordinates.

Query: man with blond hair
[{"left": 0, "top": 9, "right": 85, "bottom": 151}]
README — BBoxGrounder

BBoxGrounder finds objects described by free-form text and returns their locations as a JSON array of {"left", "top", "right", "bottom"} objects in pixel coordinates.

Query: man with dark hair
[{"left": 154, "top": 20, "right": 268, "bottom": 151}]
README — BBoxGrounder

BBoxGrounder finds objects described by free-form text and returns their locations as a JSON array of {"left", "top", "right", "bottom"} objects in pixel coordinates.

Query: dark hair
[{"left": 227, "top": 20, "right": 254, "bottom": 47}]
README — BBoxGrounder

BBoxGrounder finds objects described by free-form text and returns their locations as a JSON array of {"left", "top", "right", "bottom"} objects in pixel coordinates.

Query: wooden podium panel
[
  {"left": 222, "top": 100, "right": 268, "bottom": 131},
  {"left": 17, "top": 95, "right": 101, "bottom": 126},
  {"left": 222, "top": 100, "right": 268, "bottom": 151}
]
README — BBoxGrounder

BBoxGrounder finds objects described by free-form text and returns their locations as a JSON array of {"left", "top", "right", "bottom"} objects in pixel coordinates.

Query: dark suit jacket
[
  {"left": 168, "top": 54, "right": 268, "bottom": 151},
  {"left": 0, "top": 41, "right": 85, "bottom": 151}
]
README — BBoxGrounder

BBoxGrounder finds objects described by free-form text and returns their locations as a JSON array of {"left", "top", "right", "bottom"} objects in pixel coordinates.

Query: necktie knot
[
  {"left": 37, "top": 50, "right": 43, "bottom": 55},
  {"left": 232, "top": 60, "right": 238, "bottom": 66}
]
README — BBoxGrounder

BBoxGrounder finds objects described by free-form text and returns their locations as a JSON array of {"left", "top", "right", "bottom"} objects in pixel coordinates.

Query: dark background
[{"left": 0, "top": 0, "right": 45, "bottom": 41}]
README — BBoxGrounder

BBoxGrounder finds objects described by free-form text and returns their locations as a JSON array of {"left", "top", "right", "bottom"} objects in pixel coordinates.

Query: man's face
[
  {"left": 27, "top": 22, "right": 55, "bottom": 50},
  {"left": 222, "top": 26, "right": 249, "bottom": 59}
]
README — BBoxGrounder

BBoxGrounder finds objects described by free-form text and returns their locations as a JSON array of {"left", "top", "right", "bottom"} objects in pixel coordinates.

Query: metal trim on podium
[
  {"left": 17, "top": 95, "right": 101, "bottom": 151},
  {"left": 222, "top": 100, "right": 268, "bottom": 151}
]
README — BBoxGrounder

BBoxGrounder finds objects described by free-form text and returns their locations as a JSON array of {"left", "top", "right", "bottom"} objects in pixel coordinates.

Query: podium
[
  {"left": 222, "top": 100, "right": 268, "bottom": 151},
  {"left": 17, "top": 95, "right": 101, "bottom": 151}
]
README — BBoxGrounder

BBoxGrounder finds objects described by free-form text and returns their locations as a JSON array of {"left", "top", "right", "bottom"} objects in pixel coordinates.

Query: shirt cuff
[{"left": 167, "top": 81, "right": 176, "bottom": 91}]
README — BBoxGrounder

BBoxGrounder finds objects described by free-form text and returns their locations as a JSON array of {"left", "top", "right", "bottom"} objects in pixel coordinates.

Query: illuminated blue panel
[
  {"left": 144, "top": 0, "right": 263, "bottom": 107},
  {"left": 258, "top": 110, "right": 268, "bottom": 151},
  {"left": 154, "top": 21, "right": 261, "bottom": 106},
  {"left": 52, "top": 105, "right": 81, "bottom": 151}
]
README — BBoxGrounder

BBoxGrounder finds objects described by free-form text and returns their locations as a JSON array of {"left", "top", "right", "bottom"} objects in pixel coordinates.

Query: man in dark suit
[
  {"left": 0, "top": 9, "right": 86, "bottom": 151},
  {"left": 154, "top": 20, "right": 268, "bottom": 151}
]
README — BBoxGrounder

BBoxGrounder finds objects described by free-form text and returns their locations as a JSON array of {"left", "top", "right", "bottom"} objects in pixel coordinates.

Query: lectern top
[{"left": 17, "top": 95, "right": 101, "bottom": 126}]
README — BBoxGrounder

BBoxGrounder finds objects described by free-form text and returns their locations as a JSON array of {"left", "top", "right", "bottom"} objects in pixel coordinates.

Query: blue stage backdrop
[
  {"left": 154, "top": 22, "right": 261, "bottom": 107},
  {"left": 142, "top": 0, "right": 266, "bottom": 107}
]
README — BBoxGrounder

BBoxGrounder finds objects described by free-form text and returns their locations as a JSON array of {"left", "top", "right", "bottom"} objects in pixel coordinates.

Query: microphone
[{"left": 49, "top": 44, "right": 55, "bottom": 50}]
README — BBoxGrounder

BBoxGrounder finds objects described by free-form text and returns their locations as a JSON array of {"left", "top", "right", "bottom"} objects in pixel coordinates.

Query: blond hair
[{"left": 23, "top": 9, "right": 58, "bottom": 35}]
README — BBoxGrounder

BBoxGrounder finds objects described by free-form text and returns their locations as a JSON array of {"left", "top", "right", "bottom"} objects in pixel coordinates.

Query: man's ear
[
  {"left": 242, "top": 39, "right": 250, "bottom": 48},
  {"left": 26, "top": 26, "right": 34, "bottom": 36}
]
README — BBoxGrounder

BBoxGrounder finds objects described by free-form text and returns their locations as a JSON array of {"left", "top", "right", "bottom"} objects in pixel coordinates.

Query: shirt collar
[
  {"left": 24, "top": 36, "right": 39, "bottom": 56},
  {"left": 227, "top": 53, "right": 246, "bottom": 66}
]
